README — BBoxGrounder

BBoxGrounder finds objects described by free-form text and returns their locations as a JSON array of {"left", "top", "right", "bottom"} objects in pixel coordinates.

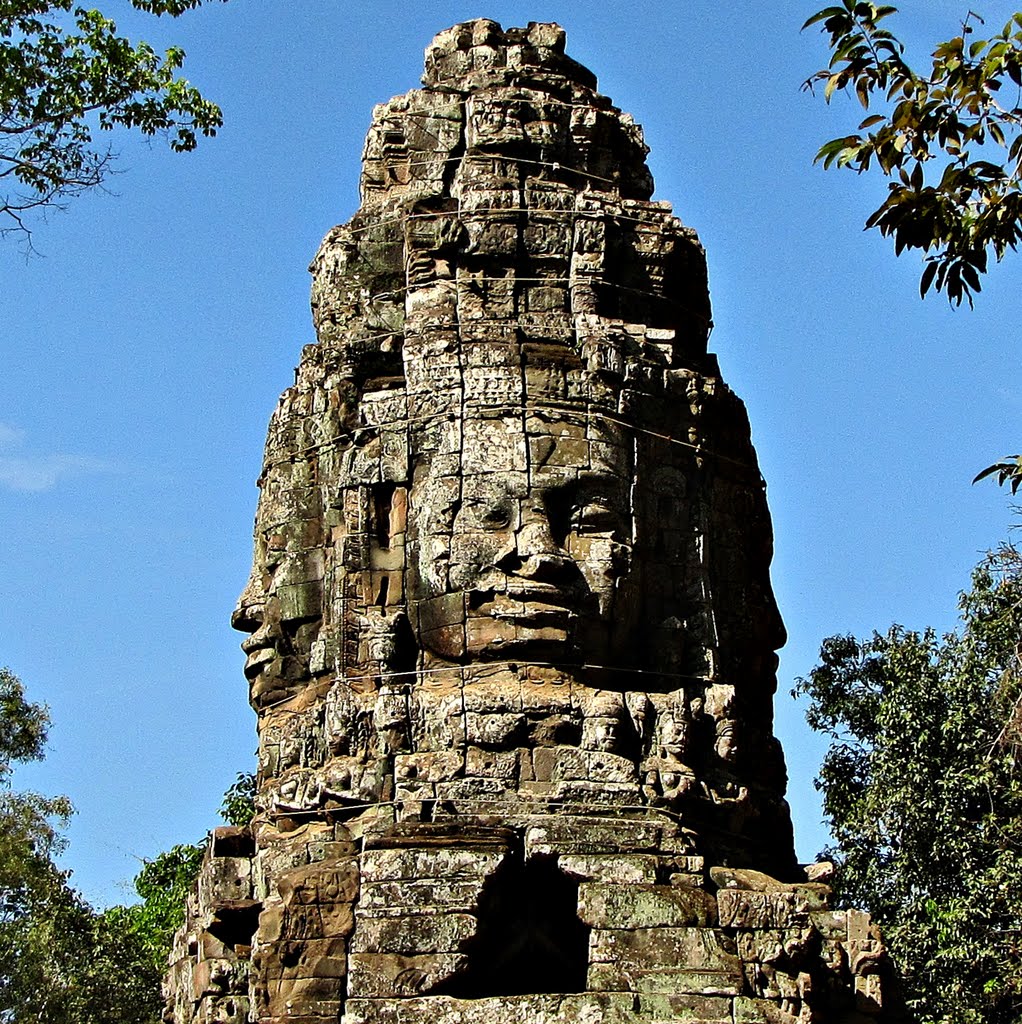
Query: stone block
[
  {"left": 464, "top": 746, "right": 518, "bottom": 779},
  {"left": 711, "top": 867, "right": 831, "bottom": 910},
  {"left": 263, "top": 975, "right": 342, "bottom": 1018},
  {"left": 360, "top": 877, "right": 485, "bottom": 916},
  {"left": 733, "top": 998, "right": 803, "bottom": 1024},
  {"left": 856, "top": 972, "right": 884, "bottom": 1013},
  {"left": 434, "top": 777, "right": 512, "bottom": 801},
  {"left": 589, "top": 961, "right": 743, "bottom": 998},
  {"left": 670, "top": 873, "right": 706, "bottom": 890},
  {"left": 810, "top": 909, "right": 849, "bottom": 941},
  {"left": 343, "top": 993, "right": 643, "bottom": 1024},
  {"left": 525, "top": 818, "right": 662, "bottom": 855},
  {"left": 717, "top": 890, "right": 804, "bottom": 930},
  {"left": 196, "top": 993, "right": 250, "bottom": 1024},
  {"left": 578, "top": 883, "right": 718, "bottom": 929},
  {"left": 360, "top": 846, "right": 505, "bottom": 882},
  {"left": 635, "top": 993, "right": 733, "bottom": 1024},
  {"left": 307, "top": 838, "right": 359, "bottom": 863},
  {"left": 589, "top": 926, "right": 744, "bottom": 995},
  {"left": 277, "top": 860, "right": 359, "bottom": 907},
  {"left": 257, "top": 904, "right": 284, "bottom": 944},
  {"left": 553, "top": 779, "right": 640, "bottom": 804},
  {"left": 318, "top": 900, "right": 355, "bottom": 939},
  {"left": 395, "top": 751, "right": 465, "bottom": 783},
  {"left": 257, "top": 937, "right": 347, "bottom": 985},
  {"left": 347, "top": 952, "right": 469, "bottom": 997},
  {"left": 198, "top": 856, "right": 253, "bottom": 907},
  {"left": 736, "top": 928, "right": 784, "bottom": 964},
  {"left": 552, "top": 747, "right": 637, "bottom": 784},
  {"left": 349, "top": 912, "right": 477, "bottom": 954},
  {"left": 191, "top": 957, "right": 235, "bottom": 998},
  {"left": 558, "top": 853, "right": 658, "bottom": 885},
  {"left": 847, "top": 908, "right": 883, "bottom": 944},
  {"left": 464, "top": 710, "right": 526, "bottom": 747}
]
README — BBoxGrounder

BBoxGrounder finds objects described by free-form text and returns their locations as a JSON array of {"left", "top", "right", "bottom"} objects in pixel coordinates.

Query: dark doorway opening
[{"left": 435, "top": 853, "right": 590, "bottom": 997}]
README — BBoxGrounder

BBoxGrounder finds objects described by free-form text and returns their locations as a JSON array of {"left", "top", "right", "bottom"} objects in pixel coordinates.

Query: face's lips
[
  {"left": 497, "top": 605, "right": 572, "bottom": 626},
  {"left": 505, "top": 579, "right": 582, "bottom": 603},
  {"left": 243, "top": 645, "right": 277, "bottom": 679},
  {"left": 468, "top": 593, "right": 578, "bottom": 631}
]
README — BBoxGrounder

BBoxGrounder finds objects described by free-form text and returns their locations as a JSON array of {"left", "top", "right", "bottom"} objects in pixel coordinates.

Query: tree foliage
[
  {"left": 0, "top": 666, "right": 159, "bottom": 1022},
  {"left": 103, "top": 842, "right": 205, "bottom": 981},
  {"left": 804, "top": 1, "right": 1022, "bottom": 307},
  {"left": 974, "top": 454, "right": 1022, "bottom": 494},
  {"left": 1, "top": 0, "right": 224, "bottom": 241},
  {"left": 100, "top": 772, "right": 254, "bottom": 983},
  {"left": 219, "top": 769, "right": 256, "bottom": 827},
  {"left": 0, "top": 666, "right": 254, "bottom": 1021},
  {"left": 794, "top": 548, "right": 1022, "bottom": 1024}
]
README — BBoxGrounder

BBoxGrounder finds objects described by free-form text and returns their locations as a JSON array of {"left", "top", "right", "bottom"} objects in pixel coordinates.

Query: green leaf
[
  {"left": 856, "top": 77, "right": 872, "bottom": 109},
  {"left": 919, "top": 259, "right": 938, "bottom": 297},
  {"left": 803, "top": 6, "right": 849, "bottom": 31}
]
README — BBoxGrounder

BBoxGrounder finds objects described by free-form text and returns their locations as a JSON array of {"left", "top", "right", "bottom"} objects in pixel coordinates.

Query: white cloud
[{"left": 0, "top": 423, "right": 115, "bottom": 493}]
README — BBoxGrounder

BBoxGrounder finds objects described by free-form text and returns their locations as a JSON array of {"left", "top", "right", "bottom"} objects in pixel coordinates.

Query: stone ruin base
[{"left": 165, "top": 813, "right": 891, "bottom": 1024}]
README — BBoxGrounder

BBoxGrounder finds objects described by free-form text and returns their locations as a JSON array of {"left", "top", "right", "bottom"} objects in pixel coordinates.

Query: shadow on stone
[{"left": 436, "top": 853, "right": 590, "bottom": 997}]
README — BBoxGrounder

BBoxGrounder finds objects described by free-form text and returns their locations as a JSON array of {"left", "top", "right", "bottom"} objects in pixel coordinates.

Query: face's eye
[
  {"left": 542, "top": 486, "right": 576, "bottom": 549},
  {"left": 576, "top": 501, "right": 623, "bottom": 535},
  {"left": 461, "top": 497, "right": 513, "bottom": 531},
  {"left": 481, "top": 506, "right": 512, "bottom": 530}
]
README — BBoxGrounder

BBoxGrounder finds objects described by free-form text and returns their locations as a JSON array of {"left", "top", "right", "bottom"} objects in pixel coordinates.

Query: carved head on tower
[{"left": 231, "top": 18, "right": 791, "bottom": 871}]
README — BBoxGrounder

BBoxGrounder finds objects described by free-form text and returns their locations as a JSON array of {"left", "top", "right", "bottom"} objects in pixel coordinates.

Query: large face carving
[
  {"left": 231, "top": 360, "right": 658, "bottom": 708},
  {"left": 232, "top": 508, "right": 326, "bottom": 709},
  {"left": 407, "top": 408, "right": 637, "bottom": 663}
]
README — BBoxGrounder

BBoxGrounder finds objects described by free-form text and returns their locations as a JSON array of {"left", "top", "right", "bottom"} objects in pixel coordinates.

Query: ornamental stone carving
[{"left": 164, "top": 21, "right": 893, "bottom": 1024}]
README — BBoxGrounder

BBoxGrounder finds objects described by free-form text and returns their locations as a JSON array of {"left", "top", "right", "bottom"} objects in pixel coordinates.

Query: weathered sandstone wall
[{"left": 164, "top": 21, "right": 892, "bottom": 1024}]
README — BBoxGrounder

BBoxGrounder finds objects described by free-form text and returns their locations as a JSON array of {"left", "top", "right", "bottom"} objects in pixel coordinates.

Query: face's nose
[
  {"left": 232, "top": 576, "right": 266, "bottom": 635},
  {"left": 495, "top": 511, "right": 574, "bottom": 582},
  {"left": 233, "top": 577, "right": 285, "bottom": 683}
]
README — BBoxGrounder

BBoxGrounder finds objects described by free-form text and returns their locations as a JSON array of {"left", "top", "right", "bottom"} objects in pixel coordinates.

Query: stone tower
[{"left": 165, "top": 20, "right": 890, "bottom": 1024}]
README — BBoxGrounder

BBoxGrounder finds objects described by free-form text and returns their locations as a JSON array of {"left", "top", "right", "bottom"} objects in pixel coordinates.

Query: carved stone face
[
  {"left": 232, "top": 494, "right": 326, "bottom": 708},
  {"left": 231, "top": 383, "right": 646, "bottom": 702},
  {"left": 407, "top": 407, "right": 636, "bottom": 663}
]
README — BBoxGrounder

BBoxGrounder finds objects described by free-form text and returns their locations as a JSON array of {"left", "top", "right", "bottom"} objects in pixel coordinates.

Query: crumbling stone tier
[{"left": 165, "top": 20, "right": 893, "bottom": 1024}]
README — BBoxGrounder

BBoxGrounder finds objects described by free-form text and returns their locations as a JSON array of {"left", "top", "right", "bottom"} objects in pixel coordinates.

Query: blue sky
[{"left": 3, "top": 0, "right": 1018, "bottom": 908}]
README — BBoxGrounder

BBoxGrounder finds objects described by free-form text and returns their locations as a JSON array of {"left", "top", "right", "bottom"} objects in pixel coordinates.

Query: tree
[
  {"left": 0, "top": 665, "right": 160, "bottom": 1022},
  {"left": 106, "top": 770, "right": 255, "bottom": 976},
  {"left": 794, "top": 548, "right": 1022, "bottom": 1024},
  {"left": 1, "top": 0, "right": 225, "bottom": 243},
  {"left": 803, "top": 1, "right": 1022, "bottom": 308},
  {"left": 103, "top": 842, "right": 205, "bottom": 983},
  {"left": 803, "top": 2, "right": 1022, "bottom": 493},
  {"left": 0, "top": 666, "right": 254, "bottom": 1021},
  {"left": 0, "top": 665, "right": 72, "bottom": 1017},
  {"left": 974, "top": 454, "right": 1022, "bottom": 495}
]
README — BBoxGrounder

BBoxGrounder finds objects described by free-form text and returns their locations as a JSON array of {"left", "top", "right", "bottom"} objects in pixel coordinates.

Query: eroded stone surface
[{"left": 164, "top": 19, "right": 894, "bottom": 1024}]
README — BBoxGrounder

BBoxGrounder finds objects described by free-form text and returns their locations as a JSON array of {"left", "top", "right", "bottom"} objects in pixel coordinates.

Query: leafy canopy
[
  {"left": 0, "top": 666, "right": 159, "bottom": 1023},
  {"left": 794, "top": 548, "right": 1022, "bottom": 1024},
  {"left": 0, "top": 667, "right": 254, "bottom": 1021},
  {"left": 1, "top": 0, "right": 224, "bottom": 240},
  {"left": 804, "top": 2, "right": 1022, "bottom": 307},
  {"left": 106, "top": 770, "right": 255, "bottom": 975},
  {"left": 974, "top": 454, "right": 1022, "bottom": 494}
]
